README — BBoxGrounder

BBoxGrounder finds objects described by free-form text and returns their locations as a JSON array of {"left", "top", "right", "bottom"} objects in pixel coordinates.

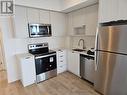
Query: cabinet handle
[
  {"left": 60, "top": 56, "right": 63, "bottom": 57},
  {"left": 25, "top": 57, "right": 31, "bottom": 59},
  {"left": 59, "top": 50, "right": 63, "bottom": 52},
  {"left": 60, "top": 61, "right": 63, "bottom": 62}
]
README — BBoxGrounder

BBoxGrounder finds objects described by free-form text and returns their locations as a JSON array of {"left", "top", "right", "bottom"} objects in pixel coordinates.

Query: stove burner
[{"left": 28, "top": 43, "right": 56, "bottom": 56}]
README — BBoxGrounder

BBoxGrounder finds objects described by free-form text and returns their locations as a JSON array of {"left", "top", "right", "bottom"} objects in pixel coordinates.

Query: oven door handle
[{"left": 35, "top": 53, "right": 56, "bottom": 59}]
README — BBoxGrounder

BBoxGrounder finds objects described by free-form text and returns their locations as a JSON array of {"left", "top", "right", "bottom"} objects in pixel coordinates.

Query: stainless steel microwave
[{"left": 28, "top": 23, "right": 52, "bottom": 38}]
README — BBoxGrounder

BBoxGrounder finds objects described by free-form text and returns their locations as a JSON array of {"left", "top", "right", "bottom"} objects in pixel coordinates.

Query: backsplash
[
  {"left": 70, "top": 36, "right": 95, "bottom": 50},
  {"left": 15, "top": 37, "right": 66, "bottom": 54}
]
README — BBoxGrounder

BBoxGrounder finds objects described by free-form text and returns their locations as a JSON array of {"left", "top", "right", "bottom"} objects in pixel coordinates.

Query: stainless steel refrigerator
[{"left": 94, "top": 24, "right": 127, "bottom": 95}]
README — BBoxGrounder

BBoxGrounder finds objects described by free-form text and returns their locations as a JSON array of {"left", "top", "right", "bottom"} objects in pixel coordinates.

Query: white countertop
[
  {"left": 69, "top": 49, "right": 95, "bottom": 58},
  {"left": 16, "top": 53, "right": 34, "bottom": 59}
]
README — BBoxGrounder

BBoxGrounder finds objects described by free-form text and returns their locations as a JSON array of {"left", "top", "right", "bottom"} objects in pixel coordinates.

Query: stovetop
[
  {"left": 29, "top": 50, "right": 56, "bottom": 57},
  {"left": 28, "top": 43, "right": 56, "bottom": 57}
]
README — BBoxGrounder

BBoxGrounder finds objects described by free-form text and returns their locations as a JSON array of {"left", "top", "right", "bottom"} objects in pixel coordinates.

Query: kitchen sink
[{"left": 72, "top": 49, "right": 86, "bottom": 52}]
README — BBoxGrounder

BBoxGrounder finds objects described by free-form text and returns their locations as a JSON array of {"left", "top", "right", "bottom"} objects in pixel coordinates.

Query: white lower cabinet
[
  {"left": 57, "top": 50, "right": 67, "bottom": 74},
  {"left": 17, "top": 54, "right": 36, "bottom": 87},
  {"left": 68, "top": 51, "right": 80, "bottom": 77}
]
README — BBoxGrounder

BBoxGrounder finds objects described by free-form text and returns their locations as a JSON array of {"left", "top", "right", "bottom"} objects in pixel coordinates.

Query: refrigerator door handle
[
  {"left": 95, "top": 28, "right": 99, "bottom": 71},
  {"left": 95, "top": 27, "right": 99, "bottom": 50},
  {"left": 95, "top": 51, "right": 100, "bottom": 71},
  {"left": 95, "top": 51, "right": 97, "bottom": 71}
]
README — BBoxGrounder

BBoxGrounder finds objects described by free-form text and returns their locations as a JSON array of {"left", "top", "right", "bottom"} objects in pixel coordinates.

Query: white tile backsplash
[
  {"left": 70, "top": 36, "right": 95, "bottom": 50},
  {"left": 15, "top": 37, "right": 66, "bottom": 54}
]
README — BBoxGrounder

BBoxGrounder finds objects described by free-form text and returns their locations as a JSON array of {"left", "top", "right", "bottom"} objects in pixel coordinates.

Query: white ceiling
[
  {"left": 15, "top": 0, "right": 98, "bottom": 13},
  {"left": 15, "top": 0, "right": 63, "bottom": 11},
  {"left": 61, "top": 0, "right": 98, "bottom": 13}
]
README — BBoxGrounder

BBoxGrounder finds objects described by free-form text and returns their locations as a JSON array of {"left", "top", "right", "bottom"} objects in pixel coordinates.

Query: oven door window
[{"left": 35, "top": 55, "right": 56, "bottom": 75}]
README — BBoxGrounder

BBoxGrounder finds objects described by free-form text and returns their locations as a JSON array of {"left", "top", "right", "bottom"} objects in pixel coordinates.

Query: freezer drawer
[
  {"left": 80, "top": 54, "right": 94, "bottom": 83},
  {"left": 94, "top": 51, "right": 127, "bottom": 95}
]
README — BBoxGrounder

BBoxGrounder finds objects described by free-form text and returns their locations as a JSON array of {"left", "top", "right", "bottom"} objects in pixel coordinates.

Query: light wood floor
[{"left": 0, "top": 71, "right": 100, "bottom": 95}]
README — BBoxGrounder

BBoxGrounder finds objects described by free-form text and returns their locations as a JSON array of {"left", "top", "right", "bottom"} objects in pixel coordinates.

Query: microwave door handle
[{"left": 47, "top": 26, "right": 49, "bottom": 34}]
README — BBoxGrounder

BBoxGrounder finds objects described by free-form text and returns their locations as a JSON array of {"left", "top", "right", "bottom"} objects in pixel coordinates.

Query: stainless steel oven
[
  {"left": 35, "top": 53, "right": 57, "bottom": 83},
  {"left": 28, "top": 43, "right": 57, "bottom": 83},
  {"left": 28, "top": 23, "right": 52, "bottom": 38}
]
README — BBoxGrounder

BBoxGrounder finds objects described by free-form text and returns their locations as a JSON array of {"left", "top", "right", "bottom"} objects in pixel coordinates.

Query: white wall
[
  {"left": 0, "top": 17, "right": 66, "bottom": 83},
  {"left": 0, "top": 33, "right": 2, "bottom": 65},
  {"left": 0, "top": 32, "right": 4, "bottom": 70},
  {"left": 15, "top": 0, "right": 63, "bottom": 11}
]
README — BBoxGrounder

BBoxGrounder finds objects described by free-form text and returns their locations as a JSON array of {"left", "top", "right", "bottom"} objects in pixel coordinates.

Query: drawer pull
[
  {"left": 60, "top": 61, "right": 63, "bottom": 62},
  {"left": 25, "top": 57, "right": 31, "bottom": 59},
  {"left": 60, "top": 56, "right": 63, "bottom": 57}
]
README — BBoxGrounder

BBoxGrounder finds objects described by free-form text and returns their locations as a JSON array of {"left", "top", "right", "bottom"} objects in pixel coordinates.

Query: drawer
[
  {"left": 57, "top": 53, "right": 65, "bottom": 59},
  {"left": 57, "top": 65, "right": 67, "bottom": 74},
  {"left": 58, "top": 54, "right": 64, "bottom": 58},
  {"left": 57, "top": 50, "right": 65, "bottom": 54},
  {"left": 57, "top": 60, "right": 66, "bottom": 66},
  {"left": 57, "top": 50, "right": 66, "bottom": 56},
  {"left": 57, "top": 56, "right": 65, "bottom": 61}
]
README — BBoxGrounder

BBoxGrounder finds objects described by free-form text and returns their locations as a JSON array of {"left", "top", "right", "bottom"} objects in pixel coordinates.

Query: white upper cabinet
[
  {"left": 99, "top": 0, "right": 118, "bottom": 23},
  {"left": 27, "top": 8, "right": 40, "bottom": 23},
  {"left": 99, "top": 0, "right": 127, "bottom": 23},
  {"left": 118, "top": 0, "right": 127, "bottom": 20},
  {"left": 67, "top": 4, "right": 98, "bottom": 36},
  {"left": 72, "top": 9, "right": 86, "bottom": 28},
  {"left": 39, "top": 10, "right": 50, "bottom": 24},
  {"left": 67, "top": 13, "right": 73, "bottom": 36},
  {"left": 50, "top": 12, "right": 66, "bottom": 37},
  {"left": 14, "top": 6, "right": 29, "bottom": 38},
  {"left": 85, "top": 4, "right": 98, "bottom": 36}
]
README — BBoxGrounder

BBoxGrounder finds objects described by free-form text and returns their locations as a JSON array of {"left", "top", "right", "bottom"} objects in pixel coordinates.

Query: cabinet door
[
  {"left": 118, "top": 0, "right": 127, "bottom": 20},
  {"left": 39, "top": 10, "right": 50, "bottom": 24},
  {"left": 51, "top": 12, "right": 66, "bottom": 36},
  {"left": 99, "top": 0, "right": 118, "bottom": 23},
  {"left": 27, "top": 8, "right": 39, "bottom": 23},
  {"left": 72, "top": 8, "right": 86, "bottom": 27},
  {"left": 67, "top": 13, "right": 74, "bottom": 36},
  {"left": 68, "top": 51, "right": 80, "bottom": 76},
  {"left": 85, "top": 4, "right": 98, "bottom": 36},
  {"left": 14, "top": 6, "right": 28, "bottom": 38},
  {"left": 21, "top": 56, "right": 36, "bottom": 87}
]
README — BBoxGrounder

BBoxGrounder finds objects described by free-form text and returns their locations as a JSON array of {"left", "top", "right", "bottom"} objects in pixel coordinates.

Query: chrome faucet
[{"left": 78, "top": 39, "right": 86, "bottom": 49}]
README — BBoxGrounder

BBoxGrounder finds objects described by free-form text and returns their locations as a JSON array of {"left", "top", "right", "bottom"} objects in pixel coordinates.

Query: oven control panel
[{"left": 28, "top": 43, "right": 48, "bottom": 50}]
